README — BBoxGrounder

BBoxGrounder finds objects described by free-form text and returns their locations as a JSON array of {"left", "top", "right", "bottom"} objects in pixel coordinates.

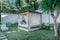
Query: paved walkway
[
  {"left": 6, "top": 30, "right": 20, "bottom": 34},
  {"left": 0, "top": 32, "right": 8, "bottom": 40}
]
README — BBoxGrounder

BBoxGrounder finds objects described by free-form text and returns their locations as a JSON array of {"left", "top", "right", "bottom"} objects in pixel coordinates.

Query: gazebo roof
[{"left": 18, "top": 10, "right": 42, "bottom": 14}]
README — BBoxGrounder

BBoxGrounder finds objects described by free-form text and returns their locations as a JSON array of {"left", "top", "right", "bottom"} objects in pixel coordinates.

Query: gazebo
[{"left": 18, "top": 10, "right": 42, "bottom": 31}]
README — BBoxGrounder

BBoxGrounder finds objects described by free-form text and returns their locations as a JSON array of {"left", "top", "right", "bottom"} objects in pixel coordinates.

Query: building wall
[
  {"left": 1, "top": 14, "right": 18, "bottom": 24},
  {"left": 42, "top": 13, "right": 49, "bottom": 23},
  {"left": 42, "top": 13, "right": 60, "bottom": 24},
  {"left": 1, "top": 13, "right": 60, "bottom": 25}
]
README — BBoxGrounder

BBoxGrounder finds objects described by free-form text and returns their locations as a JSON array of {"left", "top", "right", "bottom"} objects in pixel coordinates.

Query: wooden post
[
  {"left": 28, "top": 12, "right": 30, "bottom": 32},
  {"left": 40, "top": 14, "right": 42, "bottom": 24},
  {"left": 18, "top": 13, "right": 20, "bottom": 28}
]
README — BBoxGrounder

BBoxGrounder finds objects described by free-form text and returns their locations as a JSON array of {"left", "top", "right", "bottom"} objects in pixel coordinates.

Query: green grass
[
  {"left": 27, "top": 30, "right": 55, "bottom": 40},
  {"left": 5, "top": 22, "right": 60, "bottom": 40},
  {"left": 4, "top": 30, "right": 28, "bottom": 40},
  {"left": 8, "top": 26, "right": 18, "bottom": 31},
  {"left": 4, "top": 30, "right": 58, "bottom": 40}
]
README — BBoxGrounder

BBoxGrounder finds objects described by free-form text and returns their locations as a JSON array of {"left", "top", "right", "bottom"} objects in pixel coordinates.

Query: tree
[
  {"left": 0, "top": 0, "right": 11, "bottom": 13},
  {"left": 0, "top": 1, "right": 2, "bottom": 23},
  {"left": 40, "top": 0, "right": 60, "bottom": 37},
  {"left": 0, "top": 13, "right": 1, "bottom": 23},
  {"left": 25, "top": 0, "right": 39, "bottom": 10},
  {"left": 0, "top": 0, "right": 18, "bottom": 13},
  {"left": 15, "top": 0, "right": 23, "bottom": 9}
]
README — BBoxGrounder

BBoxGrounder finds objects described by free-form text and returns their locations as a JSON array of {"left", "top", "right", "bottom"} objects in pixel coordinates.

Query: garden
[
  {"left": 0, "top": 0, "right": 60, "bottom": 40},
  {"left": 2, "top": 22, "right": 60, "bottom": 40}
]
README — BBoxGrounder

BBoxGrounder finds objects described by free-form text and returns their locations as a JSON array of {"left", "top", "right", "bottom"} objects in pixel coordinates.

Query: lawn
[
  {"left": 4, "top": 22, "right": 60, "bottom": 40},
  {"left": 4, "top": 30, "right": 58, "bottom": 40},
  {"left": 6, "top": 22, "right": 18, "bottom": 31}
]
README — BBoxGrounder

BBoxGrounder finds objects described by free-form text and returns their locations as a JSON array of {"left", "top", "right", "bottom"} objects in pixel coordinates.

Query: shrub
[
  {"left": 6, "top": 22, "right": 18, "bottom": 31},
  {"left": 40, "top": 23, "right": 46, "bottom": 30},
  {"left": 58, "top": 23, "right": 60, "bottom": 29},
  {"left": 6, "top": 22, "right": 18, "bottom": 27},
  {"left": 12, "top": 22, "right": 18, "bottom": 27},
  {"left": 46, "top": 25, "right": 50, "bottom": 30},
  {"left": 21, "top": 5, "right": 34, "bottom": 11},
  {"left": 47, "top": 23, "right": 54, "bottom": 30},
  {"left": 46, "top": 23, "right": 60, "bottom": 30},
  {"left": 6, "top": 22, "right": 12, "bottom": 27},
  {"left": 49, "top": 24, "right": 54, "bottom": 29},
  {"left": 40, "top": 23, "right": 54, "bottom": 30}
]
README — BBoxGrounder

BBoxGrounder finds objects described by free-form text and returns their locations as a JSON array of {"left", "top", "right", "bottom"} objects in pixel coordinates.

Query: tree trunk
[
  {"left": 53, "top": 19, "right": 58, "bottom": 37},
  {"left": 51, "top": 11, "right": 59, "bottom": 38}
]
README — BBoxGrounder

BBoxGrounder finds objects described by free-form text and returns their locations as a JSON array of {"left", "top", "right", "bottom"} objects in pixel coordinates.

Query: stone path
[
  {"left": 0, "top": 32, "right": 8, "bottom": 40},
  {"left": 0, "top": 30, "right": 20, "bottom": 40},
  {"left": 6, "top": 30, "right": 20, "bottom": 34}
]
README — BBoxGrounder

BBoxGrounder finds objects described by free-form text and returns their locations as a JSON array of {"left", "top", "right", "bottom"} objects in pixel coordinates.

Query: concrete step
[
  {"left": 0, "top": 32, "right": 3, "bottom": 33},
  {"left": 0, "top": 32, "right": 8, "bottom": 40},
  {"left": 2, "top": 39, "right": 8, "bottom": 40},
  {"left": 0, "top": 35, "right": 5, "bottom": 37},
  {"left": 0, "top": 33, "right": 3, "bottom": 35},
  {"left": 0, "top": 36, "right": 6, "bottom": 39}
]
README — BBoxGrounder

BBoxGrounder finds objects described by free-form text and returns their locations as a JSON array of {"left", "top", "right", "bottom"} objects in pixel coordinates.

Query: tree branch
[
  {"left": 51, "top": 11, "right": 55, "bottom": 19},
  {"left": 55, "top": 12, "right": 59, "bottom": 19}
]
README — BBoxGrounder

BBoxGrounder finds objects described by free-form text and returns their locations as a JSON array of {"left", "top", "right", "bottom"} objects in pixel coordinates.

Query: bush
[
  {"left": 6, "top": 22, "right": 18, "bottom": 27},
  {"left": 6, "top": 22, "right": 18, "bottom": 31},
  {"left": 46, "top": 25, "right": 50, "bottom": 30},
  {"left": 40, "top": 23, "right": 54, "bottom": 30},
  {"left": 49, "top": 24, "right": 54, "bottom": 30},
  {"left": 47, "top": 23, "right": 54, "bottom": 30},
  {"left": 21, "top": 5, "right": 34, "bottom": 11},
  {"left": 46, "top": 23, "right": 60, "bottom": 30},
  {"left": 40, "top": 23, "right": 47, "bottom": 30},
  {"left": 58, "top": 23, "right": 60, "bottom": 29},
  {"left": 6, "top": 22, "right": 12, "bottom": 27},
  {"left": 12, "top": 22, "right": 18, "bottom": 27}
]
